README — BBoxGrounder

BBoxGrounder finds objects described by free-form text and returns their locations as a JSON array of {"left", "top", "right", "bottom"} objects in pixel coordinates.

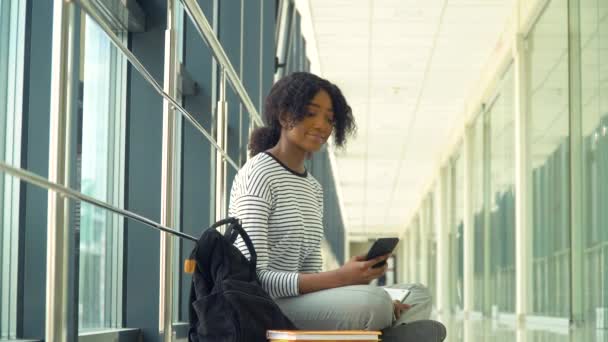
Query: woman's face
[{"left": 282, "top": 89, "right": 335, "bottom": 153}]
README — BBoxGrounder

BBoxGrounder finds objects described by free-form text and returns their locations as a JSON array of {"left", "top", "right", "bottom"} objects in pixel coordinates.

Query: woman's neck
[{"left": 267, "top": 138, "right": 307, "bottom": 174}]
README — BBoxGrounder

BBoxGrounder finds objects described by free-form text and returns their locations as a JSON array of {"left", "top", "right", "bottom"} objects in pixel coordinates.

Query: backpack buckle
[{"left": 184, "top": 258, "right": 196, "bottom": 274}]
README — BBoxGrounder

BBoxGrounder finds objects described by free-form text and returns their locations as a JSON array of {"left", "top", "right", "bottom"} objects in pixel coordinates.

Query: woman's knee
[
  {"left": 349, "top": 286, "right": 394, "bottom": 330},
  {"left": 408, "top": 283, "right": 433, "bottom": 304}
]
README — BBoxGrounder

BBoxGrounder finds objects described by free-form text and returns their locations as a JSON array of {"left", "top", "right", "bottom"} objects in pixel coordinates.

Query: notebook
[
  {"left": 382, "top": 287, "right": 411, "bottom": 303},
  {"left": 267, "top": 330, "right": 381, "bottom": 341}
]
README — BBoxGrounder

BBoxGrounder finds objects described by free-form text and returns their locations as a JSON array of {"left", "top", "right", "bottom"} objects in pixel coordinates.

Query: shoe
[{"left": 381, "top": 320, "right": 447, "bottom": 342}]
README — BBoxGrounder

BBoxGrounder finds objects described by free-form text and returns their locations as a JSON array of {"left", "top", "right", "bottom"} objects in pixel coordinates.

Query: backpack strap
[
  {"left": 184, "top": 218, "right": 258, "bottom": 280},
  {"left": 223, "top": 219, "right": 258, "bottom": 279}
]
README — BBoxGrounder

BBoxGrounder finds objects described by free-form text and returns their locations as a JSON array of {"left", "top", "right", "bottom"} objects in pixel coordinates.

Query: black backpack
[{"left": 186, "top": 218, "right": 297, "bottom": 342}]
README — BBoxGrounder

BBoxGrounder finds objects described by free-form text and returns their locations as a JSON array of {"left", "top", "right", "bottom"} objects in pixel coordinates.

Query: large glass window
[
  {"left": 172, "top": 1, "right": 185, "bottom": 323},
  {"left": 488, "top": 66, "right": 516, "bottom": 314},
  {"left": 449, "top": 151, "right": 464, "bottom": 312},
  {"left": 427, "top": 193, "right": 438, "bottom": 303},
  {"left": 0, "top": 0, "right": 25, "bottom": 338},
  {"left": 527, "top": 0, "right": 570, "bottom": 317},
  {"left": 77, "top": 14, "right": 127, "bottom": 330},
  {"left": 472, "top": 113, "right": 486, "bottom": 312},
  {"left": 580, "top": 0, "right": 608, "bottom": 322}
]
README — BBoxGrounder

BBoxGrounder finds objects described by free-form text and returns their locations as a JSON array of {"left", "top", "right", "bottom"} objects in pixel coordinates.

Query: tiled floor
[{"left": 435, "top": 315, "right": 608, "bottom": 342}]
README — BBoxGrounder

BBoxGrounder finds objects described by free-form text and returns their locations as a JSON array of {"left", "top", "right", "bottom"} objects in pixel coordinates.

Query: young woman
[{"left": 228, "top": 72, "right": 445, "bottom": 340}]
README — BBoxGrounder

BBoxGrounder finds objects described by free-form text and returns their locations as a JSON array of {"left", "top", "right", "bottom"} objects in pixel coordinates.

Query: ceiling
[{"left": 305, "top": 0, "right": 516, "bottom": 236}]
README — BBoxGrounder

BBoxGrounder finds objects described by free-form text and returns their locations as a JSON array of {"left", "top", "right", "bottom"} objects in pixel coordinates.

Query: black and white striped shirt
[{"left": 229, "top": 152, "right": 324, "bottom": 298}]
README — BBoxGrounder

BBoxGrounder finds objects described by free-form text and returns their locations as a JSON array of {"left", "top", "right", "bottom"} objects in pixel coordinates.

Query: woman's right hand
[{"left": 335, "top": 254, "right": 389, "bottom": 286}]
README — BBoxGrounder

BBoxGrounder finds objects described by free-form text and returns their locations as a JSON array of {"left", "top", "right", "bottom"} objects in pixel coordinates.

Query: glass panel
[
  {"left": 472, "top": 113, "right": 486, "bottom": 312},
  {"left": 412, "top": 217, "right": 420, "bottom": 282},
  {"left": 173, "top": 1, "right": 185, "bottom": 323},
  {"left": 429, "top": 192, "right": 438, "bottom": 303},
  {"left": 0, "top": 0, "right": 25, "bottom": 338},
  {"left": 77, "top": 14, "right": 127, "bottom": 330},
  {"left": 580, "top": 0, "right": 608, "bottom": 322},
  {"left": 527, "top": 0, "right": 570, "bottom": 317},
  {"left": 488, "top": 66, "right": 516, "bottom": 314},
  {"left": 450, "top": 151, "right": 464, "bottom": 312}
]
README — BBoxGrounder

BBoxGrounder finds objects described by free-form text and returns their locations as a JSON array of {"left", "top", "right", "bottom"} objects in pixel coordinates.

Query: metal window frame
[
  {"left": 76, "top": 0, "right": 239, "bottom": 171},
  {"left": 0, "top": 0, "right": 26, "bottom": 339},
  {"left": 158, "top": 0, "right": 180, "bottom": 340},
  {"left": 0, "top": 0, "right": 278, "bottom": 336},
  {"left": 274, "top": 0, "right": 294, "bottom": 80},
  {"left": 77, "top": 13, "right": 128, "bottom": 330},
  {"left": 567, "top": 0, "right": 584, "bottom": 325},
  {"left": 83, "top": 0, "right": 145, "bottom": 33},
  {"left": 45, "top": 0, "right": 78, "bottom": 339},
  {"left": 78, "top": 327, "right": 140, "bottom": 342},
  {"left": 180, "top": 0, "right": 262, "bottom": 127}
]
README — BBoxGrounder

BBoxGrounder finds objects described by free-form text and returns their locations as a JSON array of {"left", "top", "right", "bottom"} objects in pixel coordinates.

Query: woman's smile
[{"left": 307, "top": 133, "right": 326, "bottom": 144}]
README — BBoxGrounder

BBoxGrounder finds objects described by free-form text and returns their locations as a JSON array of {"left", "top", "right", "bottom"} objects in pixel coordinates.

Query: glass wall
[
  {"left": 472, "top": 112, "right": 486, "bottom": 312},
  {"left": 0, "top": 0, "right": 25, "bottom": 338},
  {"left": 488, "top": 66, "right": 516, "bottom": 313},
  {"left": 77, "top": 14, "right": 127, "bottom": 330},
  {"left": 427, "top": 193, "right": 438, "bottom": 303},
  {"left": 580, "top": 0, "right": 608, "bottom": 322},
  {"left": 391, "top": 0, "right": 606, "bottom": 326},
  {"left": 0, "top": 0, "right": 292, "bottom": 338},
  {"left": 450, "top": 150, "right": 464, "bottom": 312},
  {"left": 527, "top": 0, "right": 571, "bottom": 317}
]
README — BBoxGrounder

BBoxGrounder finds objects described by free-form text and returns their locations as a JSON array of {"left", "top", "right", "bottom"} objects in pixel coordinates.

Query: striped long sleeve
[
  {"left": 231, "top": 195, "right": 300, "bottom": 298},
  {"left": 228, "top": 152, "right": 324, "bottom": 298}
]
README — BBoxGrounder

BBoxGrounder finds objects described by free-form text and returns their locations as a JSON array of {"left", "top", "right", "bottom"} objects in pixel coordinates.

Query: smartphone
[{"left": 365, "top": 237, "right": 399, "bottom": 268}]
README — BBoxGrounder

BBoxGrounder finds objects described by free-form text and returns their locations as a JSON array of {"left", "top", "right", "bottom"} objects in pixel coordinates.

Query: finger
[
  {"left": 364, "top": 261, "right": 388, "bottom": 281},
  {"left": 397, "top": 303, "right": 411, "bottom": 311},
  {"left": 354, "top": 255, "right": 367, "bottom": 261},
  {"left": 365, "top": 254, "right": 389, "bottom": 268},
  {"left": 370, "top": 263, "right": 388, "bottom": 277}
]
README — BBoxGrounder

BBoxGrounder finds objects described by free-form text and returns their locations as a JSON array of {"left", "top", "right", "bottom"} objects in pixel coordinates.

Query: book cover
[{"left": 267, "top": 330, "right": 381, "bottom": 341}]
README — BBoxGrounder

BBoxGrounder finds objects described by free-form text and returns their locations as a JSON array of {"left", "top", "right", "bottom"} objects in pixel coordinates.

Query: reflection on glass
[
  {"left": 0, "top": 0, "right": 25, "bottom": 338},
  {"left": 488, "top": 66, "right": 516, "bottom": 313},
  {"left": 427, "top": 193, "right": 438, "bottom": 303},
  {"left": 78, "top": 15, "right": 126, "bottom": 330},
  {"left": 172, "top": 0, "right": 184, "bottom": 323},
  {"left": 450, "top": 151, "right": 464, "bottom": 311},
  {"left": 472, "top": 114, "right": 485, "bottom": 312},
  {"left": 527, "top": 0, "right": 570, "bottom": 317},
  {"left": 580, "top": 0, "right": 608, "bottom": 323}
]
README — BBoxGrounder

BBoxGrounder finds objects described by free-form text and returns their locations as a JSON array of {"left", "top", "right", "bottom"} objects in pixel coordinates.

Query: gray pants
[{"left": 275, "top": 283, "right": 433, "bottom": 331}]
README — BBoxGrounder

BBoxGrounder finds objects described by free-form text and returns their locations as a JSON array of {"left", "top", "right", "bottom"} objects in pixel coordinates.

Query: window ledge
[{"left": 78, "top": 328, "right": 141, "bottom": 342}]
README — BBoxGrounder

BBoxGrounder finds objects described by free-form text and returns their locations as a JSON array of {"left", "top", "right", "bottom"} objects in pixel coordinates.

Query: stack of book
[{"left": 267, "top": 330, "right": 381, "bottom": 342}]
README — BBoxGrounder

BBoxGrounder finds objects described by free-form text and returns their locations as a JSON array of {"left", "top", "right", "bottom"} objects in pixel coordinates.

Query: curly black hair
[{"left": 249, "top": 72, "right": 356, "bottom": 157}]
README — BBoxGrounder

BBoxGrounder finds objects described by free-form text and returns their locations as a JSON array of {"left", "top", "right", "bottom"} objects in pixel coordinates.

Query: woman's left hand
[{"left": 393, "top": 301, "right": 411, "bottom": 319}]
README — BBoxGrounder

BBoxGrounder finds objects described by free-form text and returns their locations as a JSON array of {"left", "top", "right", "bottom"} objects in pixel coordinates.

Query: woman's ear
[{"left": 279, "top": 112, "right": 293, "bottom": 129}]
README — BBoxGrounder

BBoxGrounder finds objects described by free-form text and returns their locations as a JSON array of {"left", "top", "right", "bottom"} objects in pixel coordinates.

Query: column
[
  {"left": 514, "top": 32, "right": 533, "bottom": 325},
  {"left": 159, "top": 0, "right": 179, "bottom": 339},
  {"left": 437, "top": 166, "right": 450, "bottom": 313},
  {"left": 463, "top": 124, "right": 475, "bottom": 316},
  {"left": 567, "top": 0, "right": 584, "bottom": 325},
  {"left": 45, "top": 0, "right": 77, "bottom": 340}
]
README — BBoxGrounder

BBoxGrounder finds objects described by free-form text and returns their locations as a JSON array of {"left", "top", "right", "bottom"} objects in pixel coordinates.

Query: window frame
[
  {"left": 77, "top": 12, "right": 128, "bottom": 331},
  {"left": 0, "top": 0, "right": 27, "bottom": 338}
]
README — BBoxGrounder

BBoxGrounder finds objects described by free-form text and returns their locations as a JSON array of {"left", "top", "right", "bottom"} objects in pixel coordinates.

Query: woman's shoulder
[
  {"left": 240, "top": 152, "right": 278, "bottom": 177},
  {"left": 233, "top": 153, "right": 278, "bottom": 198}
]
